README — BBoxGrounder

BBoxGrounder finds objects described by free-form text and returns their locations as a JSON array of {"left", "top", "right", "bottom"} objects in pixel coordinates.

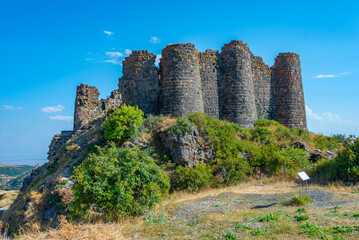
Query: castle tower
[
  {"left": 220, "top": 41, "right": 257, "bottom": 127},
  {"left": 199, "top": 50, "right": 221, "bottom": 118},
  {"left": 73, "top": 83, "right": 102, "bottom": 131},
  {"left": 251, "top": 56, "right": 275, "bottom": 120},
  {"left": 159, "top": 43, "right": 204, "bottom": 117},
  {"left": 273, "top": 53, "right": 307, "bottom": 130},
  {"left": 119, "top": 50, "right": 159, "bottom": 115}
]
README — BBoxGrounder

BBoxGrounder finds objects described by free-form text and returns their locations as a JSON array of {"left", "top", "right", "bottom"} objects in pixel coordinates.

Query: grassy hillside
[
  {"left": 1, "top": 107, "right": 358, "bottom": 238},
  {"left": 0, "top": 165, "right": 33, "bottom": 178}
]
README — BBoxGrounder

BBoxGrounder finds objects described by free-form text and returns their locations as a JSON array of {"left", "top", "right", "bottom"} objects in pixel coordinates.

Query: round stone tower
[
  {"left": 119, "top": 50, "right": 159, "bottom": 115},
  {"left": 273, "top": 53, "right": 307, "bottom": 130},
  {"left": 159, "top": 43, "right": 204, "bottom": 117},
  {"left": 220, "top": 40, "right": 256, "bottom": 127}
]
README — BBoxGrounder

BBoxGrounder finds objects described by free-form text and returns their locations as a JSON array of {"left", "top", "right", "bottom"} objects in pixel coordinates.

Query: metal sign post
[{"left": 297, "top": 171, "right": 310, "bottom": 195}]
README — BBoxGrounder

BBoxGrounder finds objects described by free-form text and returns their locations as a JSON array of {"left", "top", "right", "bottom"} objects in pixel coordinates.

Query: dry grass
[
  {"left": 16, "top": 220, "right": 130, "bottom": 240},
  {"left": 165, "top": 178, "right": 296, "bottom": 204},
  {"left": 0, "top": 190, "right": 19, "bottom": 208},
  {"left": 11, "top": 181, "right": 359, "bottom": 240}
]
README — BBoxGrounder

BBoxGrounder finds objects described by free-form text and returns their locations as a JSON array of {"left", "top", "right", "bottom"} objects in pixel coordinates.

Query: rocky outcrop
[{"left": 160, "top": 128, "right": 214, "bottom": 167}]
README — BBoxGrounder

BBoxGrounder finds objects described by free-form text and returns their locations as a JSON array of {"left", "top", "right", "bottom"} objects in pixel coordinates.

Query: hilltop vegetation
[
  {"left": 1, "top": 105, "right": 358, "bottom": 237},
  {"left": 0, "top": 165, "right": 33, "bottom": 178}
]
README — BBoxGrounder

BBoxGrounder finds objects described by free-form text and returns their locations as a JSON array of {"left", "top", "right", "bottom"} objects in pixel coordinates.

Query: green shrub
[
  {"left": 71, "top": 144, "right": 170, "bottom": 219},
  {"left": 258, "top": 213, "right": 279, "bottom": 222},
  {"left": 255, "top": 119, "right": 280, "bottom": 127},
  {"left": 314, "top": 135, "right": 339, "bottom": 151},
  {"left": 285, "top": 194, "right": 312, "bottom": 206},
  {"left": 299, "top": 222, "right": 323, "bottom": 237},
  {"left": 143, "top": 114, "right": 165, "bottom": 132},
  {"left": 172, "top": 164, "right": 213, "bottom": 192},
  {"left": 311, "top": 136, "right": 359, "bottom": 183},
  {"left": 102, "top": 104, "right": 144, "bottom": 142},
  {"left": 222, "top": 231, "right": 237, "bottom": 240},
  {"left": 250, "top": 127, "right": 274, "bottom": 143},
  {"left": 294, "top": 215, "right": 309, "bottom": 221},
  {"left": 332, "top": 134, "right": 347, "bottom": 143},
  {"left": 166, "top": 117, "right": 194, "bottom": 136},
  {"left": 329, "top": 225, "right": 354, "bottom": 234},
  {"left": 211, "top": 156, "right": 251, "bottom": 185},
  {"left": 188, "top": 113, "right": 240, "bottom": 160},
  {"left": 271, "top": 146, "right": 310, "bottom": 176}
]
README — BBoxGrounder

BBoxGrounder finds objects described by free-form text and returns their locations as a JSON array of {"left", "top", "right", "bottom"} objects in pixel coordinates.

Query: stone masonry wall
[
  {"left": 48, "top": 131, "right": 74, "bottom": 160},
  {"left": 220, "top": 41, "right": 257, "bottom": 127},
  {"left": 100, "top": 89, "right": 122, "bottom": 111},
  {"left": 199, "top": 50, "right": 221, "bottom": 118},
  {"left": 159, "top": 43, "right": 204, "bottom": 117},
  {"left": 119, "top": 50, "right": 159, "bottom": 115},
  {"left": 73, "top": 83, "right": 102, "bottom": 131},
  {"left": 251, "top": 56, "right": 275, "bottom": 120},
  {"left": 273, "top": 53, "right": 307, "bottom": 130}
]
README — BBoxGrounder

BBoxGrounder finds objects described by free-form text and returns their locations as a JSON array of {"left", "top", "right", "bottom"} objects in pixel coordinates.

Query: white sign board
[{"left": 297, "top": 171, "right": 310, "bottom": 181}]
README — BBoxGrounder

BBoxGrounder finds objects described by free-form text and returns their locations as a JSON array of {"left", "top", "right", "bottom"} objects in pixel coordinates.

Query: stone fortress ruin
[{"left": 48, "top": 40, "right": 307, "bottom": 158}]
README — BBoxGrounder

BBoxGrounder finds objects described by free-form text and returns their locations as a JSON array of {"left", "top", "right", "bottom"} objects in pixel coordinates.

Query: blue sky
[{"left": 0, "top": 0, "right": 358, "bottom": 165}]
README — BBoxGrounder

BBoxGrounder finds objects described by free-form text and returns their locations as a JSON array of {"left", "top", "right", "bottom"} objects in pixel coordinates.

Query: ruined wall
[
  {"left": 100, "top": 89, "right": 122, "bottom": 111},
  {"left": 73, "top": 83, "right": 102, "bottom": 131},
  {"left": 273, "top": 53, "right": 307, "bottom": 130},
  {"left": 220, "top": 41, "right": 257, "bottom": 127},
  {"left": 48, "top": 131, "right": 74, "bottom": 160},
  {"left": 199, "top": 50, "right": 220, "bottom": 118},
  {"left": 119, "top": 50, "right": 159, "bottom": 115},
  {"left": 159, "top": 43, "right": 204, "bottom": 117},
  {"left": 251, "top": 56, "right": 275, "bottom": 120}
]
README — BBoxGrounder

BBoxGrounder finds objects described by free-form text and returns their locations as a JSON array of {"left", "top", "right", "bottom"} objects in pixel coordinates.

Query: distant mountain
[
  {"left": 0, "top": 165, "right": 34, "bottom": 190},
  {"left": 0, "top": 164, "right": 33, "bottom": 177}
]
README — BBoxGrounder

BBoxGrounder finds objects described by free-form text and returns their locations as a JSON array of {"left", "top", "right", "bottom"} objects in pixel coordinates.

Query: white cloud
[
  {"left": 314, "top": 74, "right": 335, "bottom": 79},
  {"left": 149, "top": 36, "right": 161, "bottom": 44},
  {"left": 306, "top": 106, "right": 359, "bottom": 136},
  {"left": 3, "top": 105, "right": 14, "bottom": 110},
  {"left": 41, "top": 105, "right": 65, "bottom": 113},
  {"left": 104, "top": 30, "right": 114, "bottom": 36},
  {"left": 105, "top": 51, "right": 124, "bottom": 58},
  {"left": 305, "top": 106, "right": 323, "bottom": 120},
  {"left": 313, "top": 72, "right": 351, "bottom": 79},
  {"left": 2, "top": 105, "right": 22, "bottom": 110},
  {"left": 49, "top": 116, "right": 73, "bottom": 121},
  {"left": 155, "top": 54, "right": 162, "bottom": 66},
  {"left": 124, "top": 49, "right": 132, "bottom": 56},
  {"left": 102, "top": 59, "right": 121, "bottom": 65}
]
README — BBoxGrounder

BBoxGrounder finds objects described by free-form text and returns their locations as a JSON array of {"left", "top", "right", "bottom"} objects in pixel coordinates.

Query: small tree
[
  {"left": 71, "top": 144, "right": 170, "bottom": 219},
  {"left": 103, "top": 104, "right": 144, "bottom": 142}
]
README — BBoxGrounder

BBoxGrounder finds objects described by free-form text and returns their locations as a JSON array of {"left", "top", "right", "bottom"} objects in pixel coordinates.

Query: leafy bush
[
  {"left": 211, "top": 156, "right": 251, "bottom": 185},
  {"left": 166, "top": 117, "right": 194, "bottom": 137},
  {"left": 314, "top": 135, "right": 339, "bottom": 151},
  {"left": 102, "top": 104, "right": 144, "bottom": 142},
  {"left": 255, "top": 119, "right": 280, "bottom": 127},
  {"left": 250, "top": 127, "right": 274, "bottom": 143},
  {"left": 172, "top": 164, "right": 213, "bottom": 192},
  {"left": 271, "top": 146, "right": 310, "bottom": 176},
  {"left": 222, "top": 231, "right": 237, "bottom": 240},
  {"left": 299, "top": 222, "right": 323, "bottom": 237},
  {"left": 258, "top": 214, "right": 279, "bottom": 222},
  {"left": 332, "top": 134, "right": 347, "bottom": 143},
  {"left": 294, "top": 215, "right": 309, "bottom": 221},
  {"left": 143, "top": 114, "right": 165, "bottom": 132},
  {"left": 311, "top": 136, "right": 359, "bottom": 183},
  {"left": 285, "top": 194, "right": 312, "bottom": 206},
  {"left": 71, "top": 144, "right": 170, "bottom": 219}
]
